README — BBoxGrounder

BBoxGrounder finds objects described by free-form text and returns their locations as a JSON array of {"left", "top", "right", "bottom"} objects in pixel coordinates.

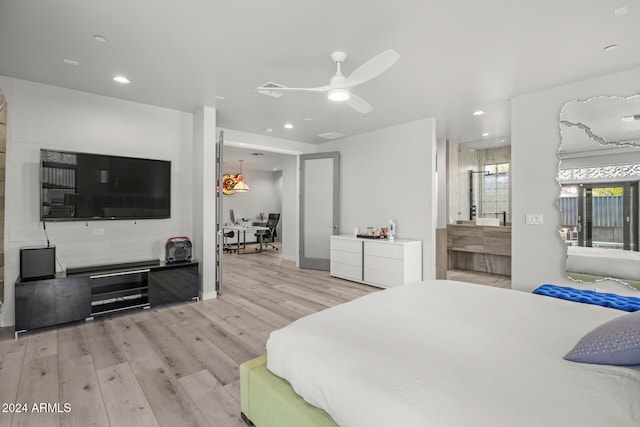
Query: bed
[{"left": 241, "top": 280, "right": 640, "bottom": 427}]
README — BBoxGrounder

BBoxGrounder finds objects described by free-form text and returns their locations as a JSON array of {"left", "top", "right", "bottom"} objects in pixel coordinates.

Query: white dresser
[{"left": 330, "top": 235, "right": 422, "bottom": 288}]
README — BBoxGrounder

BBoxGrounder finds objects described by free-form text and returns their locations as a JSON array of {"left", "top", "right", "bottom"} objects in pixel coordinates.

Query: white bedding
[
  {"left": 266, "top": 280, "right": 640, "bottom": 427},
  {"left": 566, "top": 245, "right": 640, "bottom": 280}
]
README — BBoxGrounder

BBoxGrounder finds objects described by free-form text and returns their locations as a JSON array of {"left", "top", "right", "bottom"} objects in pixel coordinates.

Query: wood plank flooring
[
  {"left": 0, "top": 246, "right": 378, "bottom": 427},
  {"left": 0, "top": 246, "right": 510, "bottom": 427}
]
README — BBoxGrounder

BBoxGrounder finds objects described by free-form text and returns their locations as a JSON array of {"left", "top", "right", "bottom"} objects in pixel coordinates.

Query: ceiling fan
[{"left": 256, "top": 49, "right": 400, "bottom": 114}]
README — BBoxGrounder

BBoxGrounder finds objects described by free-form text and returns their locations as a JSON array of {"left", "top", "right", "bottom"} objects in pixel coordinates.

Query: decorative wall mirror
[{"left": 558, "top": 94, "right": 640, "bottom": 292}]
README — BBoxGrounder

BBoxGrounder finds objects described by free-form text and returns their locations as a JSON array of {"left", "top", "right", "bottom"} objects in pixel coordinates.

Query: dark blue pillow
[{"left": 564, "top": 311, "right": 640, "bottom": 365}]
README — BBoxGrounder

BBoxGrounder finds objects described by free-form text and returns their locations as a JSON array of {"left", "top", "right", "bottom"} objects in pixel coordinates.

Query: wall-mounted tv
[{"left": 40, "top": 149, "right": 171, "bottom": 221}]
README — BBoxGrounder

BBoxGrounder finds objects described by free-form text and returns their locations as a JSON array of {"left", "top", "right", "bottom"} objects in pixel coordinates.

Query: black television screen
[{"left": 40, "top": 149, "right": 171, "bottom": 221}]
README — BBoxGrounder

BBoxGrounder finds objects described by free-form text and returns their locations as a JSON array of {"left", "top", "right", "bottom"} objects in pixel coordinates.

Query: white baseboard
[{"left": 200, "top": 291, "right": 218, "bottom": 300}]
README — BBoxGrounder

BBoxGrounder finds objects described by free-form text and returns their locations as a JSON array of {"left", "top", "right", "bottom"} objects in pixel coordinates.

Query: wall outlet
[{"left": 92, "top": 228, "right": 105, "bottom": 236}]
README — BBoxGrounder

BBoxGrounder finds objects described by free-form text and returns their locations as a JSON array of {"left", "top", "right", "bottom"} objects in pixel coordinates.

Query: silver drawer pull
[{"left": 90, "top": 269, "right": 150, "bottom": 279}]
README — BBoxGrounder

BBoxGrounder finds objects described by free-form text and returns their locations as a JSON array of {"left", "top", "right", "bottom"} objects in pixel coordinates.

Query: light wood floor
[
  {"left": 0, "top": 246, "right": 379, "bottom": 427},
  {"left": 0, "top": 246, "right": 510, "bottom": 426}
]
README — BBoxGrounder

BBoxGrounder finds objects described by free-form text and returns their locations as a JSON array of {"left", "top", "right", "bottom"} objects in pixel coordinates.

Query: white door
[{"left": 299, "top": 152, "right": 340, "bottom": 270}]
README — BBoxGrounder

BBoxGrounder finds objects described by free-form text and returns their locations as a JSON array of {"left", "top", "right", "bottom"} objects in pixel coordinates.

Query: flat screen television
[{"left": 40, "top": 149, "right": 171, "bottom": 221}]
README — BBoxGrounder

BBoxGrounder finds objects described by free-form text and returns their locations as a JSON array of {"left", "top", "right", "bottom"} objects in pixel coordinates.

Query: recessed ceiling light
[
  {"left": 93, "top": 35, "right": 107, "bottom": 43},
  {"left": 215, "top": 95, "right": 225, "bottom": 100},
  {"left": 473, "top": 110, "right": 485, "bottom": 116},
  {"left": 482, "top": 132, "right": 490, "bottom": 137},
  {"left": 604, "top": 44, "right": 619, "bottom": 52},
  {"left": 113, "top": 75, "right": 130, "bottom": 84},
  {"left": 284, "top": 123, "right": 294, "bottom": 129}
]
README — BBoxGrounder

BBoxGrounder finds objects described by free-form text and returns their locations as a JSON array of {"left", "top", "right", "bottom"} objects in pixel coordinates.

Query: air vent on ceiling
[
  {"left": 256, "top": 82, "right": 287, "bottom": 98},
  {"left": 318, "top": 132, "right": 346, "bottom": 140}
]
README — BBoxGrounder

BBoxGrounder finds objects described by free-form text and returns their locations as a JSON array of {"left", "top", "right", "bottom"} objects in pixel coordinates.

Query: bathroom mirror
[{"left": 558, "top": 94, "right": 640, "bottom": 292}]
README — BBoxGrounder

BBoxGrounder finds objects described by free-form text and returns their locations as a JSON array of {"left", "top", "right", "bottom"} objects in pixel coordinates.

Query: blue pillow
[{"left": 564, "top": 311, "right": 640, "bottom": 365}]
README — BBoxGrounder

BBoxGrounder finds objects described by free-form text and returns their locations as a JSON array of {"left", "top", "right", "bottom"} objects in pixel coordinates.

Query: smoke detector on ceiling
[{"left": 256, "top": 82, "right": 288, "bottom": 98}]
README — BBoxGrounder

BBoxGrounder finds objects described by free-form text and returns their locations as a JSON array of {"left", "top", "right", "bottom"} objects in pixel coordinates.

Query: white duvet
[{"left": 267, "top": 280, "right": 640, "bottom": 427}]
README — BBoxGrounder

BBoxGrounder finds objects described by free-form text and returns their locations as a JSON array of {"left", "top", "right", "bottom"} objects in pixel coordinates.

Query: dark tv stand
[{"left": 15, "top": 259, "right": 199, "bottom": 337}]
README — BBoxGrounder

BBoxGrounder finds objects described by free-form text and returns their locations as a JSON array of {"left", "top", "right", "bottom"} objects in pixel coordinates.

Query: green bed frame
[{"left": 240, "top": 355, "right": 338, "bottom": 427}]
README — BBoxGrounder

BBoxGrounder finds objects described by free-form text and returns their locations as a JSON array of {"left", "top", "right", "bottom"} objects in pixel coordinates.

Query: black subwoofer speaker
[
  {"left": 20, "top": 246, "right": 56, "bottom": 280},
  {"left": 165, "top": 237, "right": 192, "bottom": 263}
]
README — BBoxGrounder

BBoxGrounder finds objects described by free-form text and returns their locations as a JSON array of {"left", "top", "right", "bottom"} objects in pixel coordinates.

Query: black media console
[{"left": 15, "top": 259, "right": 199, "bottom": 337}]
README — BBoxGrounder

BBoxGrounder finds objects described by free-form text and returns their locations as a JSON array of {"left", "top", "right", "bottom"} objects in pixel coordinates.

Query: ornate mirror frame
[{"left": 558, "top": 94, "right": 640, "bottom": 293}]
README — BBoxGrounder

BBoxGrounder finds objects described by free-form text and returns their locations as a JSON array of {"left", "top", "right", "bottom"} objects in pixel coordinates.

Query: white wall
[
  {"left": 511, "top": 66, "right": 640, "bottom": 294},
  {"left": 0, "top": 77, "right": 195, "bottom": 326},
  {"left": 280, "top": 155, "right": 298, "bottom": 261},
  {"left": 318, "top": 118, "right": 437, "bottom": 280}
]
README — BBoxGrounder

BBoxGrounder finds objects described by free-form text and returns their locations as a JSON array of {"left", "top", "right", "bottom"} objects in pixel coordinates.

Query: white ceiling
[
  {"left": 1, "top": 1, "right": 639, "bottom": 149},
  {"left": 224, "top": 145, "right": 288, "bottom": 172}
]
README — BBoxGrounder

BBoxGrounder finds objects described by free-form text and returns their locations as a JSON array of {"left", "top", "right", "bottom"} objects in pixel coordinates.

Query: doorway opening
[{"left": 559, "top": 182, "right": 638, "bottom": 251}]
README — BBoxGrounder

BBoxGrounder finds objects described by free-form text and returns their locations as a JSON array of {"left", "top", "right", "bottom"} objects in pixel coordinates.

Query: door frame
[
  {"left": 576, "top": 181, "right": 638, "bottom": 251},
  {"left": 299, "top": 152, "right": 340, "bottom": 270}
]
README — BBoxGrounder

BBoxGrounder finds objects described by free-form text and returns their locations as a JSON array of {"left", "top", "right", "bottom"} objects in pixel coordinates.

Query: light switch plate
[{"left": 525, "top": 213, "right": 543, "bottom": 225}]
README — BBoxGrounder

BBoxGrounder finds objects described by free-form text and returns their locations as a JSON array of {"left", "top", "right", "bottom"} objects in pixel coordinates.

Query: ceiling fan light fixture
[{"left": 328, "top": 88, "right": 350, "bottom": 102}]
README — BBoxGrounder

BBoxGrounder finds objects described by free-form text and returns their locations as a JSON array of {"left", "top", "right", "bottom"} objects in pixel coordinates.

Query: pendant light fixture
[{"left": 233, "top": 159, "right": 250, "bottom": 192}]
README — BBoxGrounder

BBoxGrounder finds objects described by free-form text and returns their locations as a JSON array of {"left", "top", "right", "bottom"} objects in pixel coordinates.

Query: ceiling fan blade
[
  {"left": 344, "top": 49, "right": 400, "bottom": 88},
  {"left": 256, "top": 85, "right": 331, "bottom": 93},
  {"left": 346, "top": 94, "right": 373, "bottom": 114}
]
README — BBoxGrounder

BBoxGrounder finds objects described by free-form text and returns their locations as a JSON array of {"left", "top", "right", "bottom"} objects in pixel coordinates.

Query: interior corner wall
[
  {"left": 317, "top": 118, "right": 437, "bottom": 280},
  {"left": 0, "top": 76, "right": 194, "bottom": 327},
  {"left": 280, "top": 155, "right": 298, "bottom": 262},
  {"left": 511, "top": 66, "right": 640, "bottom": 293},
  {"left": 436, "top": 137, "right": 447, "bottom": 228},
  {"left": 192, "top": 106, "right": 217, "bottom": 300}
]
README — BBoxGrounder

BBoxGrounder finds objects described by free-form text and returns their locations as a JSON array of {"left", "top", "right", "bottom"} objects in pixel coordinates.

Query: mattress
[
  {"left": 566, "top": 246, "right": 640, "bottom": 281},
  {"left": 266, "top": 280, "right": 640, "bottom": 427}
]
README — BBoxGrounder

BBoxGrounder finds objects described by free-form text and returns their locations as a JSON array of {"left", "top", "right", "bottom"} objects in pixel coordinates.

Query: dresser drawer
[
  {"left": 364, "top": 255, "right": 402, "bottom": 275},
  {"left": 330, "top": 261, "right": 362, "bottom": 281},
  {"left": 364, "top": 242, "right": 403, "bottom": 259},
  {"left": 331, "top": 250, "right": 362, "bottom": 267},
  {"left": 363, "top": 269, "right": 402, "bottom": 288},
  {"left": 331, "top": 238, "right": 363, "bottom": 253}
]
